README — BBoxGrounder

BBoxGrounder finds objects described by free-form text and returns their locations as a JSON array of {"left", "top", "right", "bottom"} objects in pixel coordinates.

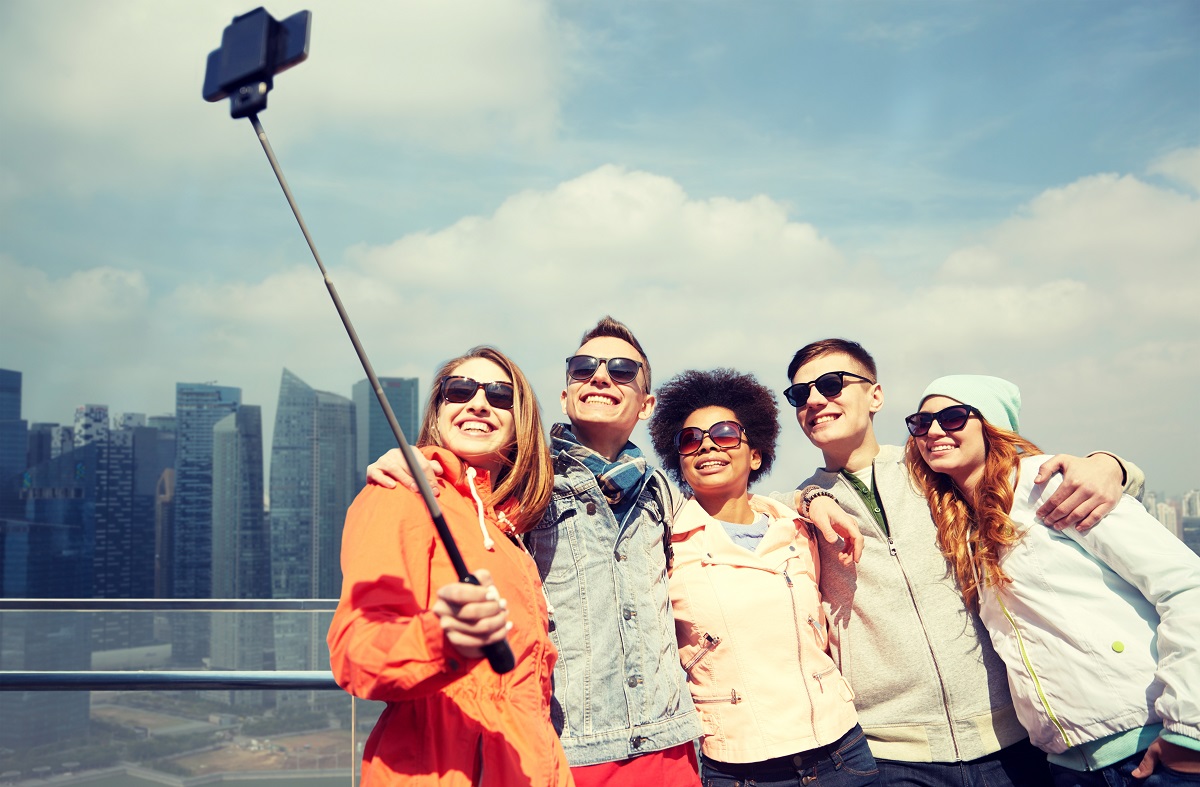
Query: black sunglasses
[
  {"left": 440, "top": 376, "right": 516, "bottom": 410},
  {"left": 565, "top": 355, "right": 643, "bottom": 386},
  {"left": 904, "top": 404, "right": 981, "bottom": 437},
  {"left": 783, "top": 371, "right": 874, "bottom": 407},
  {"left": 674, "top": 420, "right": 746, "bottom": 456}
]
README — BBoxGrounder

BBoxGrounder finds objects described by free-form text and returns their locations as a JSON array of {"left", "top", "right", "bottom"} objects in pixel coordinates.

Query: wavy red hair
[{"left": 906, "top": 421, "right": 1042, "bottom": 610}]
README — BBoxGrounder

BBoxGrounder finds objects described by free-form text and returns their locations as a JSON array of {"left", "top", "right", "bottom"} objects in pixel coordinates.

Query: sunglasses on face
[
  {"left": 674, "top": 420, "right": 747, "bottom": 456},
  {"left": 440, "top": 376, "right": 516, "bottom": 410},
  {"left": 904, "top": 404, "right": 981, "bottom": 437},
  {"left": 565, "top": 355, "right": 643, "bottom": 386},
  {"left": 783, "top": 371, "right": 874, "bottom": 408}
]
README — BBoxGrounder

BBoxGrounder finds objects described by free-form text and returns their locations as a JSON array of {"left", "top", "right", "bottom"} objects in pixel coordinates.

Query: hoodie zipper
[{"left": 844, "top": 468, "right": 963, "bottom": 759}]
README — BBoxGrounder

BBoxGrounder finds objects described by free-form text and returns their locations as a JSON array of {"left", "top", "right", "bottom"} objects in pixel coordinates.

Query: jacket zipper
[
  {"left": 783, "top": 569, "right": 819, "bottom": 733},
  {"left": 995, "top": 593, "right": 1073, "bottom": 750},
  {"left": 693, "top": 689, "right": 740, "bottom": 704},
  {"left": 808, "top": 615, "right": 827, "bottom": 649},
  {"left": 848, "top": 468, "right": 962, "bottom": 759},
  {"left": 813, "top": 664, "right": 837, "bottom": 691},
  {"left": 682, "top": 632, "right": 722, "bottom": 674}
]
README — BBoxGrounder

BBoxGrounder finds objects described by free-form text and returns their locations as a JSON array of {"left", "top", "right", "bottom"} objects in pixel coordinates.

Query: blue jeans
[
  {"left": 701, "top": 723, "right": 880, "bottom": 787},
  {"left": 875, "top": 738, "right": 1052, "bottom": 787},
  {"left": 1051, "top": 752, "right": 1200, "bottom": 786}
]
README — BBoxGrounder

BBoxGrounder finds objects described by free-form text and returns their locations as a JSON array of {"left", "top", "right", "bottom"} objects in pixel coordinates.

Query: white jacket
[{"left": 977, "top": 455, "right": 1200, "bottom": 756}]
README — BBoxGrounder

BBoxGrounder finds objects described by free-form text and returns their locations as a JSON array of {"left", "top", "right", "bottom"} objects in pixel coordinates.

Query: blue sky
[{"left": 1, "top": 0, "right": 1197, "bottom": 495}]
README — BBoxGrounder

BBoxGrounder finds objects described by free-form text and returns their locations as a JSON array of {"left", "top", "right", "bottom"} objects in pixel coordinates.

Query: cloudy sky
[{"left": 2, "top": 0, "right": 1197, "bottom": 497}]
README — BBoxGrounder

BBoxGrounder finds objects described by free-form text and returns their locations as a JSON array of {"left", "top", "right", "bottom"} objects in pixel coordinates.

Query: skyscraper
[
  {"left": 270, "top": 369, "right": 356, "bottom": 706},
  {"left": 0, "top": 369, "right": 28, "bottom": 518},
  {"left": 211, "top": 406, "right": 272, "bottom": 707},
  {"left": 353, "top": 377, "right": 418, "bottom": 483},
  {"left": 172, "top": 383, "right": 241, "bottom": 664}
]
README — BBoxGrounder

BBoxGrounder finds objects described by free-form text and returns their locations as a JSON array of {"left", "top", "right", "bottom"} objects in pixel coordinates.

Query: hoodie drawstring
[{"left": 465, "top": 466, "right": 496, "bottom": 551}]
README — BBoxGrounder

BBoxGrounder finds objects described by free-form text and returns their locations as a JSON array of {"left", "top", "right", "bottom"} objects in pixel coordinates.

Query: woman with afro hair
[{"left": 649, "top": 368, "right": 878, "bottom": 787}]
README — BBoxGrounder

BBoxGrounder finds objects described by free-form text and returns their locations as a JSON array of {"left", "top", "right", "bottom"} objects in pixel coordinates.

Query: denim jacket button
[
  {"left": 586, "top": 502, "right": 597, "bottom": 515},
  {"left": 626, "top": 675, "right": 641, "bottom": 687}
]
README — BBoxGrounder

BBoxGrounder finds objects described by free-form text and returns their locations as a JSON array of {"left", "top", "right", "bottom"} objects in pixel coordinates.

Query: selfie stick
[{"left": 203, "top": 8, "right": 514, "bottom": 674}]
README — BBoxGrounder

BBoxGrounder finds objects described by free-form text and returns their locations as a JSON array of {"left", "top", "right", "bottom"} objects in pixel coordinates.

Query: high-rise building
[
  {"left": 1154, "top": 502, "right": 1179, "bottom": 537},
  {"left": 353, "top": 377, "right": 418, "bottom": 483},
  {"left": 271, "top": 369, "right": 356, "bottom": 706},
  {"left": 172, "top": 383, "right": 241, "bottom": 664},
  {"left": 211, "top": 406, "right": 273, "bottom": 708},
  {"left": 1183, "top": 490, "right": 1200, "bottom": 519},
  {"left": 0, "top": 369, "right": 28, "bottom": 518},
  {"left": 49, "top": 425, "right": 74, "bottom": 459},
  {"left": 7, "top": 442, "right": 106, "bottom": 749},
  {"left": 73, "top": 404, "right": 110, "bottom": 448},
  {"left": 26, "top": 422, "right": 57, "bottom": 468},
  {"left": 1182, "top": 517, "right": 1200, "bottom": 557}
]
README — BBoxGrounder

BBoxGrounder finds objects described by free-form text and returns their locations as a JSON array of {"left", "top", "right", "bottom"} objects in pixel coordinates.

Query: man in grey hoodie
[{"left": 784, "top": 338, "right": 1142, "bottom": 787}]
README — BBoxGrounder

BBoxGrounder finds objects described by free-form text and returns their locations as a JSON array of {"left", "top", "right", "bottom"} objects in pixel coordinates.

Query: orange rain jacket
[{"left": 328, "top": 447, "right": 573, "bottom": 786}]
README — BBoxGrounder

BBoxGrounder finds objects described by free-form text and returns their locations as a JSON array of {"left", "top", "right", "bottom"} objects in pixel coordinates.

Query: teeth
[
  {"left": 812, "top": 414, "right": 837, "bottom": 425},
  {"left": 928, "top": 445, "right": 954, "bottom": 454},
  {"left": 460, "top": 421, "right": 492, "bottom": 433},
  {"left": 697, "top": 460, "right": 726, "bottom": 469},
  {"left": 584, "top": 395, "right": 616, "bottom": 405}
]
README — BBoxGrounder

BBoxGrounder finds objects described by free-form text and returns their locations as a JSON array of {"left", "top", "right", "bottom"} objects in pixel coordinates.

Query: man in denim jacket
[
  {"left": 368, "top": 317, "right": 701, "bottom": 786},
  {"left": 525, "top": 316, "right": 700, "bottom": 784}
]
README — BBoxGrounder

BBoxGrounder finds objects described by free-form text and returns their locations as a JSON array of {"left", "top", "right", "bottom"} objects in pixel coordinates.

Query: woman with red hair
[{"left": 905, "top": 374, "right": 1200, "bottom": 787}]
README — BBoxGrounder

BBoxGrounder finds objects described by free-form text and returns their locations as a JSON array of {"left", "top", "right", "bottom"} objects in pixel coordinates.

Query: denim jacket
[{"left": 524, "top": 428, "right": 701, "bottom": 766}]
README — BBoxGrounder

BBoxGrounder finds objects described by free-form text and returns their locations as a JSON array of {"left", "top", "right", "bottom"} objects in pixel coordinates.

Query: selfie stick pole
[{"left": 247, "top": 113, "right": 515, "bottom": 674}]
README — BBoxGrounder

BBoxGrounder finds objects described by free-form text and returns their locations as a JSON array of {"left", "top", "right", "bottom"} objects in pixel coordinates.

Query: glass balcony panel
[{"left": 0, "top": 603, "right": 385, "bottom": 785}]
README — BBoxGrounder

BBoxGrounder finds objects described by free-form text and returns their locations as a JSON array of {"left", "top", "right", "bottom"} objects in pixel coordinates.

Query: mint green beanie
[{"left": 919, "top": 375, "right": 1021, "bottom": 433}]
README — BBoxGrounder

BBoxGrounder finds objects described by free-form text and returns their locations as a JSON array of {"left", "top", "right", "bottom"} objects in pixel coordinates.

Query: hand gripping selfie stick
[{"left": 203, "top": 7, "right": 515, "bottom": 674}]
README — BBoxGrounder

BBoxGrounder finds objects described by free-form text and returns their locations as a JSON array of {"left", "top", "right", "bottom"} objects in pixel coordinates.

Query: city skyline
[{"left": 4, "top": 363, "right": 1198, "bottom": 500}]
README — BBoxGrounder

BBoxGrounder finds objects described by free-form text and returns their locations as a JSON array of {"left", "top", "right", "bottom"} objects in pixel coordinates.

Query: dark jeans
[
  {"left": 875, "top": 738, "right": 1052, "bottom": 787},
  {"left": 1051, "top": 752, "right": 1200, "bottom": 787},
  {"left": 701, "top": 723, "right": 880, "bottom": 787}
]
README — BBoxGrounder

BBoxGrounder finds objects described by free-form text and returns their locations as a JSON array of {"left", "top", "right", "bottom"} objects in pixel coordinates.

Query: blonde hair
[
  {"left": 417, "top": 346, "right": 553, "bottom": 533},
  {"left": 906, "top": 421, "right": 1042, "bottom": 610}
]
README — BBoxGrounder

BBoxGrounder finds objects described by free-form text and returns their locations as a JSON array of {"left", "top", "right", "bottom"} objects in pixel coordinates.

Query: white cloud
[
  {"left": 5, "top": 157, "right": 1198, "bottom": 494},
  {"left": 0, "top": 0, "right": 568, "bottom": 195},
  {"left": 1149, "top": 146, "right": 1200, "bottom": 193}
]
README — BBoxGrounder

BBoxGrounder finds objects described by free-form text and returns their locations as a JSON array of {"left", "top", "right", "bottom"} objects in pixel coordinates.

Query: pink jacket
[{"left": 669, "top": 494, "right": 858, "bottom": 763}]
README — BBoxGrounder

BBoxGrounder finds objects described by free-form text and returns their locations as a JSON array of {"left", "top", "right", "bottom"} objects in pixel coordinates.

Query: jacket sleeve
[
  {"left": 1087, "top": 451, "right": 1146, "bottom": 501},
  {"left": 1060, "top": 494, "right": 1200, "bottom": 744},
  {"left": 327, "top": 483, "right": 461, "bottom": 701}
]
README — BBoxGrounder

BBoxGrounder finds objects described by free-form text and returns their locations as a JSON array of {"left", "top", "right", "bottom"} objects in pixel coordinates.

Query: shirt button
[{"left": 586, "top": 502, "right": 597, "bottom": 515}]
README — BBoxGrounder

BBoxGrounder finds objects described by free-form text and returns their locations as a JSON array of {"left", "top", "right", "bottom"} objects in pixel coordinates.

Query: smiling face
[
  {"left": 678, "top": 405, "right": 761, "bottom": 509},
  {"left": 791, "top": 351, "right": 883, "bottom": 470},
  {"left": 560, "top": 335, "right": 655, "bottom": 457},
  {"left": 436, "top": 357, "right": 516, "bottom": 477},
  {"left": 914, "top": 395, "right": 987, "bottom": 494}
]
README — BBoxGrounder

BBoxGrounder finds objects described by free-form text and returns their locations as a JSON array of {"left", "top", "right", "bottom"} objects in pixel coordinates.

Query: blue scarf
[{"left": 552, "top": 423, "right": 648, "bottom": 520}]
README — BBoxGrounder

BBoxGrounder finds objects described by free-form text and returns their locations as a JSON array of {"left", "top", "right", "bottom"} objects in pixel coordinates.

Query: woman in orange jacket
[
  {"left": 327, "top": 346, "right": 573, "bottom": 786},
  {"left": 648, "top": 369, "right": 877, "bottom": 787}
]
